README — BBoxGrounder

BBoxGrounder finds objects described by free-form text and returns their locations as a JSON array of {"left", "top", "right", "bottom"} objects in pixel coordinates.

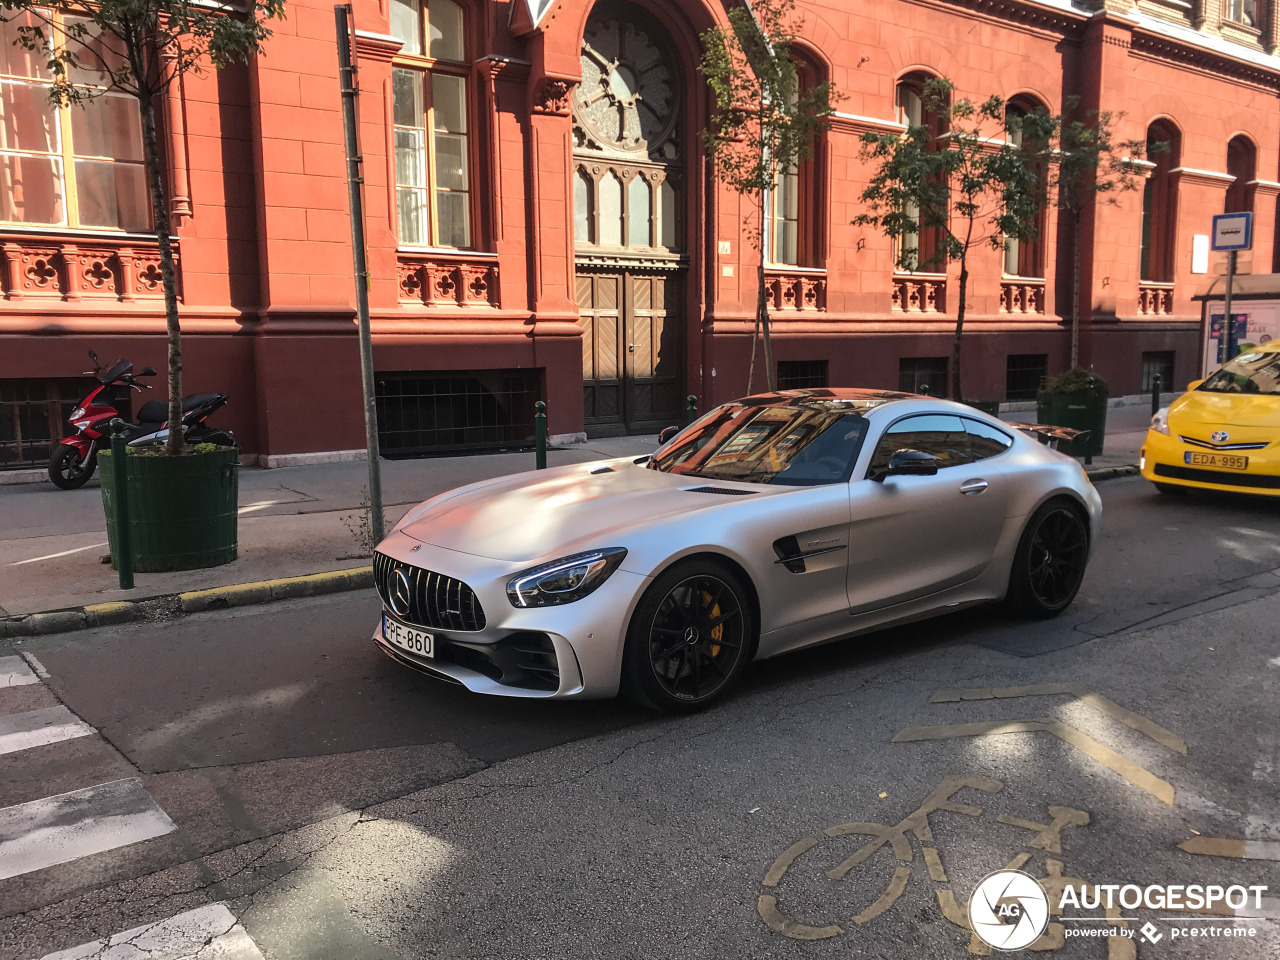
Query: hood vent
[
  {"left": 683, "top": 485, "right": 756, "bottom": 496},
  {"left": 590, "top": 466, "right": 615, "bottom": 475}
]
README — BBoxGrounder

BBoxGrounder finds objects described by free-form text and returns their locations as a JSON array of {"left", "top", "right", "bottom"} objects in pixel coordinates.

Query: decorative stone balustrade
[
  {"left": 764, "top": 269, "right": 827, "bottom": 311},
  {"left": 398, "top": 252, "right": 500, "bottom": 308},
  {"left": 1138, "top": 282, "right": 1174, "bottom": 315},
  {"left": 891, "top": 274, "right": 946, "bottom": 312},
  {"left": 1000, "top": 278, "right": 1046, "bottom": 314},
  {"left": 0, "top": 235, "right": 177, "bottom": 301}
]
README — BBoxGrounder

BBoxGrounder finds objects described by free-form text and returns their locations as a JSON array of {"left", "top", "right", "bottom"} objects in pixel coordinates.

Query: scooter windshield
[{"left": 99, "top": 358, "right": 133, "bottom": 383}]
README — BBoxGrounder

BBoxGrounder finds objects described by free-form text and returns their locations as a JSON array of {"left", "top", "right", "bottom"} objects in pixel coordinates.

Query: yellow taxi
[{"left": 1141, "top": 339, "right": 1280, "bottom": 497}]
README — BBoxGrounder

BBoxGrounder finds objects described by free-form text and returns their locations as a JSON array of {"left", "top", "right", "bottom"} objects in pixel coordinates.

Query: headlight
[
  {"left": 70, "top": 406, "right": 84, "bottom": 419},
  {"left": 1150, "top": 407, "right": 1171, "bottom": 435},
  {"left": 507, "top": 548, "right": 627, "bottom": 607}
]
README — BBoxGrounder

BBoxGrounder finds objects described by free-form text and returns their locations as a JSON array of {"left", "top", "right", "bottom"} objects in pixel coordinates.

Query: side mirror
[
  {"left": 657, "top": 425, "right": 681, "bottom": 445},
  {"left": 873, "top": 449, "right": 939, "bottom": 482},
  {"left": 1187, "top": 379, "right": 1204, "bottom": 391},
  {"left": 139, "top": 367, "right": 157, "bottom": 376}
]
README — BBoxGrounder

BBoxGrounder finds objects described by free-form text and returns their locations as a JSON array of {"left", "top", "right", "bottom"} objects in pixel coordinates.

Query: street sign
[{"left": 1212, "top": 212, "right": 1253, "bottom": 251}]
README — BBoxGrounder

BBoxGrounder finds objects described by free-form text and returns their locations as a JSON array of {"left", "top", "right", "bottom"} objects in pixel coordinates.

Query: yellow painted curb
[{"left": 179, "top": 566, "right": 373, "bottom": 612}]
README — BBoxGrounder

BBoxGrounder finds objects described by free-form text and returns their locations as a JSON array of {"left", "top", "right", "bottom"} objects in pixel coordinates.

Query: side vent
[
  {"left": 590, "top": 466, "right": 615, "bottom": 475},
  {"left": 773, "top": 536, "right": 806, "bottom": 574},
  {"left": 683, "top": 486, "right": 756, "bottom": 496}
]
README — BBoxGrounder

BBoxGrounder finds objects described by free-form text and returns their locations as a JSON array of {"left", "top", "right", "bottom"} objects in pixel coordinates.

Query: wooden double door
[{"left": 576, "top": 268, "right": 684, "bottom": 437}]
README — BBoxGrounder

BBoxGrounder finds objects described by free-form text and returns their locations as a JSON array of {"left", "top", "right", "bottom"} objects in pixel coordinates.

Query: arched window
[
  {"left": 1226, "top": 135, "right": 1256, "bottom": 215},
  {"left": 1140, "top": 120, "right": 1180, "bottom": 283},
  {"left": 895, "top": 72, "right": 947, "bottom": 271},
  {"left": 390, "top": 0, "right": 471, "bottom": 248},
  {"left": 765, "top": 51, "right": 827, "bottom": 267},
  {"left": 1004, "top": 97, "right": 1049, "bottom": 279}
]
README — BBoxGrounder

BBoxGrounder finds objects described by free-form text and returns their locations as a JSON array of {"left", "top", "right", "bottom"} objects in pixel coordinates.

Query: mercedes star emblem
[{"left": 390, "top": 568, "right": 412, "bottom": 617}]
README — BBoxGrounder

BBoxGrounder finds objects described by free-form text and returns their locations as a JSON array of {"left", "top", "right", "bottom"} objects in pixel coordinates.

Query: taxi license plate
[
  {"left": 382, "top": 612, "right": 434, "bottom": 658},
  {"left": 1185, "top": 451, "right": 1249, "bottom": 471}
]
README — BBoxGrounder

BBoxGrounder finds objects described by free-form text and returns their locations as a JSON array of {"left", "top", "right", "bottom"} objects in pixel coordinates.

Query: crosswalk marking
[
  {"left": 0, "top": 705, "right": 94, "bottom": 756},
  {"left": 0, "top": 655, "right": 40, "bottom": 688},
  {"left": 39, "top": 903, "right": 265, "bottom": 960},
  {"left": 0, "top": 777, "right": 176, "bottom": 881}
]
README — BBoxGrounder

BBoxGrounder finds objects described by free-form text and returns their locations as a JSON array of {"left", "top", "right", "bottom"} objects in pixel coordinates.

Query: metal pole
[
  {"left": 1223, "top": 248, "right": 1237, "bottom": 361},
  {"left": 686, "top": 395, "right": 698, "bottom": 425},
  {"left": 110, "top": 419, "right": 133, "bottom": 590},
  {"left": 535, "top": 401, "right": 547, "bottom": 469},
  {"left": 336, "top": 4, "right": 384, "bottom": 543},
  {"left": 1151, "top": 374, "right": 1161, "bottom": 418}
]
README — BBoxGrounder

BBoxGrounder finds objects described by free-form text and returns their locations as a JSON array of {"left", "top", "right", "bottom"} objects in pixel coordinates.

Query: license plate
[
  {"left": 1185, "top": 451, "right": 1249, "bottom": 471},
  {"left": 382, "top": 612, "right": 434, "bottom": 658}
]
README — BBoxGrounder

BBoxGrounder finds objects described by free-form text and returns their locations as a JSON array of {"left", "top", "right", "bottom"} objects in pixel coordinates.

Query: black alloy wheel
[
  {"left": 1005, "top": 500, "right": 1089, "bottom": 618},
  {"left": 622, "top": 560, "right": 754, "bottom": 712},
  {"left": 47, "top": 445, "right": 97, "bottom": 490}
]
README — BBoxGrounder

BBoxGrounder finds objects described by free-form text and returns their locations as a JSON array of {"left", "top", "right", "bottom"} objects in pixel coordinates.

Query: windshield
[
  {"left": 648, "top": 401, "right": 870, "bottom": 485},
  {"left": 1199, "top": 351, "right": 1280, "bottom": 395},
  {"left": 99, "top": 358, "right": 132, "bottom": 383}
]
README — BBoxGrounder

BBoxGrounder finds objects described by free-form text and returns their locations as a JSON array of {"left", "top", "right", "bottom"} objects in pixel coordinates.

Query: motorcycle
[{"left": 48, "top": 351, "right": 237, "bottom": 489}]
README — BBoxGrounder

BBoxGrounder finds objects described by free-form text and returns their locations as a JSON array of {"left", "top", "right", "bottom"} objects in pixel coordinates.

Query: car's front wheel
[
  {"left": 1004, "top": 499, "right": 1090, "bottom": 619},
  {"left": 622, "top": 559, "right": 754, "bottom": 712}
]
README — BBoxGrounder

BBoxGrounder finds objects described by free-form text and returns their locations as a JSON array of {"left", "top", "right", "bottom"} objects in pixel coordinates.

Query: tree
[
  {"left": 1, "top": 0, "right": 286, "bottom": 453},
  {"left": 856, "top": 78, "right": 1048, "bottom": 401},
  {"left": 1048, "top": 102, "right": 1150, "bottom": 369},
  {"left": 698, "top": 0, "right": 835, "bottom": 393}
]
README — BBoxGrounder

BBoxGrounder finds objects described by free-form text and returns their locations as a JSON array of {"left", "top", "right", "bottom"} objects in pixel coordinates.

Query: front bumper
[
  {"left": 369, "top": 531, "right": 649, "bottom": 698},
  {"left": 1140, "top": 428, "right": 1280, "bottom": 497}
]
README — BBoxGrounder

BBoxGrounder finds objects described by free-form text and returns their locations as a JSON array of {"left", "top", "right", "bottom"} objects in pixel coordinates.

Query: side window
[
  {"left": 963, "top": 417, "right": 1013, "bottom": 462},
  {"left": 866, "top": 414, "right": 970, "bottom": 476}
]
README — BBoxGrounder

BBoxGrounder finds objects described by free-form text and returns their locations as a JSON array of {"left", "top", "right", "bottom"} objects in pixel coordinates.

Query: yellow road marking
[
  {"left": 922, "top": 846, "right": 947, "bottom": 882},
  {"left": 762, "top": 837, "right": 816, "bottom": 888},
  {"left": 928, "top": 683, "right": 1187, "bottom": 755},
  {"left": 1179, "top": 836, "right": 1280, "bottom": 861},
  {"left": 851, "top": 866, "right": 911, "bottom": 925},
  {"left": 996, "top": 806, "right": 1090, "bottom": 854},
  {"left": 893, "top": 719, "right": 1176, "bottom": 806},
  {"left": 756, "top": 895, "right": 843, "bottom": 939}
]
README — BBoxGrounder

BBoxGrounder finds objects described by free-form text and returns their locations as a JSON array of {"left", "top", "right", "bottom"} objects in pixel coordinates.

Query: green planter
[
  {"left": 965, "top": 400, "right": 1001, "bottom": 416},
  {"left": 100, "top": 447, "right": 238, "bottom": 572},
  {"left": 1036, "top": 391, "right": 1107, "bottom": 456}
]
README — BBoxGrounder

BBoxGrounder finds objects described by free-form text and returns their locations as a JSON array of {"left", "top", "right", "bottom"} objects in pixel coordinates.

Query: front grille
[
  {"left": 373, "top": 551, "right": 487, "bottom": 631},
  {"left": 1179, "top": 435, "right": 1270, "bottom": 451},
  {"left": 1154, "top": 464, "right": 1280, "bottom": 490}
]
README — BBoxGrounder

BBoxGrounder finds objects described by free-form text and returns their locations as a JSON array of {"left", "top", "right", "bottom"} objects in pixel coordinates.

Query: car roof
[
  {"left": 735, "top": 388, "right": 965, "bottom": 417},
  {"left": 1257, "top": 339, "right": 1280, "bottom": 351}
]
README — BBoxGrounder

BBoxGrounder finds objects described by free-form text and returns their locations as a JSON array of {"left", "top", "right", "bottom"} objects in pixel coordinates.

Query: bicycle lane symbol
[{"left": 757, "top": 775, "right": 1136, "bottom": 957}]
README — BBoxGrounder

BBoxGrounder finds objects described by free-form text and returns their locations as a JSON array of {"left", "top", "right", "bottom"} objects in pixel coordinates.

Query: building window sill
[{"left": 892, "top": 273, "right": 946, "bottom": 313}]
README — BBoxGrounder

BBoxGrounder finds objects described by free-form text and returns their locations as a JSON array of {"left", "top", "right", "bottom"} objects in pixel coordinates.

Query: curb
[
  {"left": 1084, "top": 464, "right": 1141, "bottom": 482},
  {"left": 1, "top": 565, "right": 374, "bottom": 640}
]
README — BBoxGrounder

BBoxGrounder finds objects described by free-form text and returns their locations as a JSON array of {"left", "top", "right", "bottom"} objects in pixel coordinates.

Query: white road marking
[
  {"left": 0, "top": 778, "right": 176, "bottom": 881},
  {"left": 0, "top": 705, "right": 93, "bottom": 756},
  {"left": 39, "top": 903, "right": 265, "bottom": 960},
  {"left": 237, "top": 499, "right": 286, "bottom": 515},
  {"left": 19, "top": 651, "right": 51, "bottom": 679},
  {"left": 0, "top": 655, "right": 40, "bottom": 688},
  {"left": 9, "top": 542, "right": 109, "bottom": 566}
]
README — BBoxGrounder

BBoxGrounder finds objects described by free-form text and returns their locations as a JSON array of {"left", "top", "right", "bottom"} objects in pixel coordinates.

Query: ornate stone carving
[
  {"left": 397, "top": 252, "right": 500, "bottom": 308},
  {"left": 1138, "top": 282, "right": 1175, "bottom": 315},
  {"left": 1000, "top": 279, "right": 1046, "bottom": 314},
  {"left": 532, "top": 78, "right": 572, "bottom": 116},
  {"left": 573, "top": 14, "right": 677, "bottom": 155},
  {"left": 764, "top": 270, "right": 827, "bottom": 312},
  {"left": 0, "top": 235, "right": 178, "bottom": 301},
  {"left": 892, "top": 274, "right": 946, "bottom": 313}
]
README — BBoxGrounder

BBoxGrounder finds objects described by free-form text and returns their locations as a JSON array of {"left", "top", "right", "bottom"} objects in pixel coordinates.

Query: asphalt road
[{"left": 1, "top": 475, "right": 1278, "bottom": 959}]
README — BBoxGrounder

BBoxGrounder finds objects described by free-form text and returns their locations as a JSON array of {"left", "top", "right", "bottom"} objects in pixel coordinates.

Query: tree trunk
[
  {"left": 758, "top": 260, "right": 776, "bottom": 392},
  {"left": 951, "top": 262, "right": 967, "bottom": 400},
  {"left": 139, "top": 92, "right": 183, "bottom": 455},
  {"left": 1070, "top": 211, "right": 1082, "bottom": 370}
]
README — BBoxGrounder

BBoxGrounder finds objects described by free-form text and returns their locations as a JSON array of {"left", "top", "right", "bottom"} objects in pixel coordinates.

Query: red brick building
[{"left": 2, "top": 0, "right": 1278, "bottom": 467}]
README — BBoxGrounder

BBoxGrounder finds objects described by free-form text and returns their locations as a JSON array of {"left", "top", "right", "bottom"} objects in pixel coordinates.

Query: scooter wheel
[{"left": 48, "top": 446, "right": 97, "bottom": 489}]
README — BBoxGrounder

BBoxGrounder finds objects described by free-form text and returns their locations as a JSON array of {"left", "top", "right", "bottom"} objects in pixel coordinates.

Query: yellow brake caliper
[{"left": 702, "top": 590, "right": 723, "bottom": 656}]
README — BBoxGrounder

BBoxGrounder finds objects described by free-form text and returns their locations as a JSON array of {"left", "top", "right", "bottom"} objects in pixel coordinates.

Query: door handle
[
  {"left": 628, "top": 344, "right": 634, "bottom": 352},
  {"left": 960, "top": 479, "right": 988, "bottom": 495}
]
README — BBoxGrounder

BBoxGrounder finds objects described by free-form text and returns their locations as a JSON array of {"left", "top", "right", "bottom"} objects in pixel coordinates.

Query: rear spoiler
[{"left": 1013, "top": 423, "right": 1091, "bottom": 449}]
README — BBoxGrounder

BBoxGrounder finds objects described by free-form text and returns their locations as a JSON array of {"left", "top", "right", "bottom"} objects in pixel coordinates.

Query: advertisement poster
[{"left": 1205, "top": 301, "right": 1280, "bottom": 373}]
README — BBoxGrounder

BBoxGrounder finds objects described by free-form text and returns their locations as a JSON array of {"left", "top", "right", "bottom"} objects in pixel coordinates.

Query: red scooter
[{"left": 48, "top": 351, "right": 235, "bottom": 489}]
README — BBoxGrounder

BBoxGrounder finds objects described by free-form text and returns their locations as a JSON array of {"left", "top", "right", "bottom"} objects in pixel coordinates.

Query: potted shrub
[{"left": 1036, "top": 367, "right": 1108, "bottom": 457}]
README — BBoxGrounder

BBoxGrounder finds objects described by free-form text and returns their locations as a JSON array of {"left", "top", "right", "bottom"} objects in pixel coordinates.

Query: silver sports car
[{"left": 371, "top": 390, "right": 1101, "bottom": 711}]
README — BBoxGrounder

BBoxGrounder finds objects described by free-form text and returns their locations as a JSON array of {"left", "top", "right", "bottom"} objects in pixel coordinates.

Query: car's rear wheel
[
  {"left": 622, "top": 559, "right": 754, "bottom": 712},
  {"left": 1005, "top": 499, "right": 1089, "bottom": 619}
]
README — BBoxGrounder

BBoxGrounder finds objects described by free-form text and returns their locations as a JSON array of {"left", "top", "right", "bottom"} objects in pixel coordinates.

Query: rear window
[{"left": 1200, "top": 352, "right": 1280, "bottom": 395}]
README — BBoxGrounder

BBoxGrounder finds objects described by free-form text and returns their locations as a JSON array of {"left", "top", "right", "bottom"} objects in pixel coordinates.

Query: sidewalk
[{"left": 0, "top": 404, "right": 1151, "bottom": 621}]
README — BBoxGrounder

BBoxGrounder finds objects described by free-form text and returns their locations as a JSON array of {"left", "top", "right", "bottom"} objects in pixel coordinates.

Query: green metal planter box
[
  {"left": 100, "top": 447, "right": 238, "bottom": 572},
  {"left": 1036, "top": 391, "right": 1107, "bottom": 457}
]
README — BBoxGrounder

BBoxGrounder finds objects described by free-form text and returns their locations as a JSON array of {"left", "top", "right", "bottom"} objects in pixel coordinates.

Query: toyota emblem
[
  {"left": 389, "top": 568, "right": 412, "bottom": 617},
  {"left": 1211, "top": 430, "right": 1230, "bottom": 443}
]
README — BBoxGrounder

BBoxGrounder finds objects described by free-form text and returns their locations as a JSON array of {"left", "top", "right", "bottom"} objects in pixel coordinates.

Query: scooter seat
[{"left": 136, "top": 394, "right": 224, "bottom": 423}]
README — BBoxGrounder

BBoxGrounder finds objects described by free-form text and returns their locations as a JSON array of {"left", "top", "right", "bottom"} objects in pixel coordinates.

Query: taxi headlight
[{"left": 1150, "top": 407, "right": 1171, "bottom": 436}]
